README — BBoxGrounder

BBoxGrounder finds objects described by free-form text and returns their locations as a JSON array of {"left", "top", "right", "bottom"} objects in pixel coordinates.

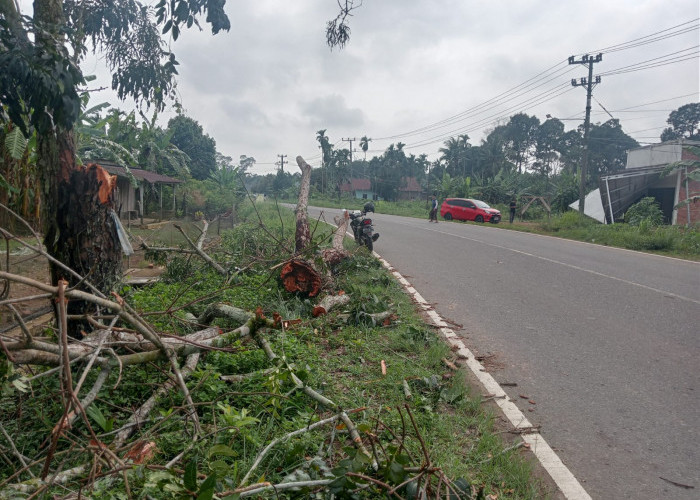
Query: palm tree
[
  {"left": 316, "top": 129, "right": 331, "bottom": 168},
  {"left": 359, "top": 135, "right": 371, "bottom": 160},
  {"left": 439, "top": 137, "right": 461, "bottom": 177}
]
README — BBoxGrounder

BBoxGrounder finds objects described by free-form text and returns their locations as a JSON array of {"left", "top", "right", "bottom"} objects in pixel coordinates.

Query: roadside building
[
  {"left": 598, "top": 140, "right": 699, "bottom": 225},
  {"left": 340, "top": 178, "right": 380, "bottom": 201},
  {"left": 97, "top": 160, "right": 183, "bottom": 222},
  {"left": 397, "top": 177, "right": 424, "bottom": 201}
]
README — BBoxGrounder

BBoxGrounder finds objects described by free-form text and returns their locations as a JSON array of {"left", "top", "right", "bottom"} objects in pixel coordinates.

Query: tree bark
[
  {"left": 294, "top": 156, "right": 312, "bottom": 253},
  {"left": 320, "top": 211, "right": 350, "bottom": 266}
]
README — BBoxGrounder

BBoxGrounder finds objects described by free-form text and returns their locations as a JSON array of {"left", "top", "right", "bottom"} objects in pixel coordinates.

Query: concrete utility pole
[
  {"left": 569, "top": 53, "right": 602, "bottom": 215},
  {"left": 341, "top": 137, "right": 357, "bottom": 162},
  {"left": 277, "top": 154, "right": 287, "bottom": 172}
]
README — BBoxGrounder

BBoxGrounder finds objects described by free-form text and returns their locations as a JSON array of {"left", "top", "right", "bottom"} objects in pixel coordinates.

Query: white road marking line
[{"left": 377, "top": 255, "right": 593, "bottom": 500}]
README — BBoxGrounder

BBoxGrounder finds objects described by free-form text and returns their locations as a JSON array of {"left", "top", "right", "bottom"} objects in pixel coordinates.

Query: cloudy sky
[{"left": 24, "top": 1, "right": 700, "bottom": 175}]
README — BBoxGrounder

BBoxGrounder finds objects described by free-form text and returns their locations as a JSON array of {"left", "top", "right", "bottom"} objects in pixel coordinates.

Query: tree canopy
[
  {"left": 660, "top": 102, "right": 700, "bottom": 142},
  {"left": 168, "top": 115, "right": 217, "bottom": 180},
  {"left": 0, "top": 0, "right": 230, "bottom": 136}
]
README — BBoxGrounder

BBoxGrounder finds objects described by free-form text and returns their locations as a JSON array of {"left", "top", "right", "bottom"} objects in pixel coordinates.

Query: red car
[{"left": 440, "top": 198, "right": 501, "bottom": 223}]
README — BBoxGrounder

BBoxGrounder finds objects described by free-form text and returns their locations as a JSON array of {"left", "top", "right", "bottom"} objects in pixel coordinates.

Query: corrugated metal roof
[
  {"left": 94, "top": 161, "right": 184, "bottom": 184},
  {"left": 598, "top": 166, "right": 665, "bottom": 223}
]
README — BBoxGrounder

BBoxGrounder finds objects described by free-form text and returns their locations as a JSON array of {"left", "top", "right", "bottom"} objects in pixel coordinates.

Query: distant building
[
  {"left": 397, "top": 177, "right": 424, "bottom": 201},
  {"left": 598, "top": 140, "right": 699, "bottom": 225},
  {"left": 98, "top": 160, "right": 183, "bottom": 221},
  {"left": 340, "top": 178, "right": 379, "bottom": 200}
]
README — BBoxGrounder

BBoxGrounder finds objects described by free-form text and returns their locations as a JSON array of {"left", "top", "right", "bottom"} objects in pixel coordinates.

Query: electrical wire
[
  {"left": 584, "top": 19, "right": 698, "bottom": 55},
  {"left": 297, "top": 19, "right": 698, "bottom": 163}
]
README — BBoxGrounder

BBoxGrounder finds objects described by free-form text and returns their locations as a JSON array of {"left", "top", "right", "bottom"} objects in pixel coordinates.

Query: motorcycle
[{"left": 348, "top": 210, "right": 379, "bottom": 252}]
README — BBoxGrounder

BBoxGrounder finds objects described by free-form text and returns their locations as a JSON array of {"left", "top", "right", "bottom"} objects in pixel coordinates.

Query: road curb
[{"left": 375, "top": 253, "right": 593, "bottom": 500}]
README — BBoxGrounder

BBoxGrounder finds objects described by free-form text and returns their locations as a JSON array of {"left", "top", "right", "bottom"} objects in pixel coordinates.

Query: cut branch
[{"left": 172, "top": 223, "right": 227, "bottom": 275}]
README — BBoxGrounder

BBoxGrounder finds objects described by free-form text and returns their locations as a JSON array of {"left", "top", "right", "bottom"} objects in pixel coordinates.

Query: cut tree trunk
[
  {"left": 40, "top": 132, "right": 122, "bottom": 337},
  {"left": 280, "top": 259, "right": 322, "bottom": 297},
  {"left": 294, "top": 156, "right": 312, "bottom": 253},
  {"left": 320, "top": 211, "right": 350, "bottom": 266}
]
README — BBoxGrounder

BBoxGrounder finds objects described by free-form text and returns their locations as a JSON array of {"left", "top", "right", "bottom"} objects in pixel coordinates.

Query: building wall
[
  {"left": 353, "top": 189, "right": 376, "bottom": 200},
  {"left": 626, "top": 143, "right": 682, "bottom": 168},
  {"left": 113, "top": 178, "right": 136, "bottom": 215}
]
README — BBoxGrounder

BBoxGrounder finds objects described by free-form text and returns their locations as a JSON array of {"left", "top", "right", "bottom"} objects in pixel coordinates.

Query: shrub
[
  {"left": 624, "top": 197, "right": 664, "bottom": 226},
  {"left": 540, "top": 210, "right": 596, "bottom": 231}
]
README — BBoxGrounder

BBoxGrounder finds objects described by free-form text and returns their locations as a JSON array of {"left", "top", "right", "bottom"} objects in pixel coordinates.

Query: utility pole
[
  {"left": 341, "top": 137, "right": 357, "bottom": 162},
  {"left": 277, "top": 154, "right": 287, "bottom": 172},
  {"left": 569, "top": 53, "right": 602, "bottom": 214}
]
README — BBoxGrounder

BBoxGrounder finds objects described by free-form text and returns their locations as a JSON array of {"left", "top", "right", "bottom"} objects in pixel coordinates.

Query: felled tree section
[
  {"left": 280, "top": 259, "right": 321, "bottom": 297},
  {"left": 320, "top": 211, "right": 350, "bottom": 266},
  {"left": 294, "top": 156, "right": 312, "bottom": 253}
]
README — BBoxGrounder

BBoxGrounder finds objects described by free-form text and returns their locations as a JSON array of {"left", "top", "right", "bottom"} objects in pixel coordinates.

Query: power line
[
  {"left": 373, "top": 20, "right": 699, "bottom": 146},
  {"left": 300, "top": 20, "right": 698, "bottom": 162},
  {"left": 601, "top": 54, "right": 699, "bottom": 77},
  {"left": 373, "top": 61, "right": 574, "bottom": 141},
  {"left": 598, "top": 45, "right": 699, "bottom": 77},
  {"left": 584, "top": 18, "right": 698, "bottom": 55}
]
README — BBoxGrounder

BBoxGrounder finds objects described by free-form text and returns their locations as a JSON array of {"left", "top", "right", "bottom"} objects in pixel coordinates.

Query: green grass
[{"left": 0, "top": 199, "right": 550, "bottom": 498}]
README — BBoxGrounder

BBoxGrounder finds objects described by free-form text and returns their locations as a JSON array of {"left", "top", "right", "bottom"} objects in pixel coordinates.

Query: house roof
[
  {"left": 399, "top": 177, "right": 422, "bottom": 192},
  {"left": 340, "top": 178, "right": 371, "bottom": 192},
  {"left": 598, "top": 165, "right": 666, "bottom": 223},
  {"left": 96, "top": 161, "right": 184, "bottom": 184}
]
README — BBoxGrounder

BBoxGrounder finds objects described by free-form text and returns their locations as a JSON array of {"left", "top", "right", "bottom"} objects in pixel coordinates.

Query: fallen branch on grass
[{"left": 173, "top": 221, "right": 227, "bottom": 275}]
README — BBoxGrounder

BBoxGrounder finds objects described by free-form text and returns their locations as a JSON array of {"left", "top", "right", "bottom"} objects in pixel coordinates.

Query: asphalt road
[{"left": 308, "top": 207, "right": 700, "bottom": 499}]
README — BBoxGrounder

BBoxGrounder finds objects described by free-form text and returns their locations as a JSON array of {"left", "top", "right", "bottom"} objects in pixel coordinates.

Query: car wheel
[
  {"left": 444, "top": 213, "right": 453, "bottom": 220},
  {"left": 475, "top": 215, "right": 484, "bottom": 223}
]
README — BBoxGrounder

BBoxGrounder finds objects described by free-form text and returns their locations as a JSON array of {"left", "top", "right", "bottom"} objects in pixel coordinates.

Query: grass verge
[{"left": 0, "top": 199, "right": 550, "bottom": 498}]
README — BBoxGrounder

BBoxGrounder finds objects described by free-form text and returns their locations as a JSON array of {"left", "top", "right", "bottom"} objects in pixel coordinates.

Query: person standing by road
[
  {"left": 509, "top": 198, "right": 517, "bottom": 223},
  {"left": 429, "top": 195, "right": 439, "bottom": 223}
]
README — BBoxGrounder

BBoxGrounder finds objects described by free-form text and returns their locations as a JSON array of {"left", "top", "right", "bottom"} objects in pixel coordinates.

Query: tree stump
[{"left": 280, "top": 259, "right": 322, "bottom": 297}]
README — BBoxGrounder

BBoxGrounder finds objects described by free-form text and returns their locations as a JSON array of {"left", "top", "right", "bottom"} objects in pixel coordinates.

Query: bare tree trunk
[{"left": 294, "top": 156, "right": 312, "bottom": 253}]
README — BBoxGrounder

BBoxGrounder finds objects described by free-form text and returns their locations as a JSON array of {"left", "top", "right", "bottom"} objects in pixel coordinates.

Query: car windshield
[{"left": 473, "top": 200, "right": 491, "bottom": 209}]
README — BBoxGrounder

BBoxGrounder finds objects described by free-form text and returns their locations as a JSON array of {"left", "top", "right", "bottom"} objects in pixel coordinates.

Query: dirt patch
[
  {"left": 0, "top": 235, "right": 156, "bottom": 332},
  {"left": 0, "top": 246, "right": 51, "bottom": 331}
]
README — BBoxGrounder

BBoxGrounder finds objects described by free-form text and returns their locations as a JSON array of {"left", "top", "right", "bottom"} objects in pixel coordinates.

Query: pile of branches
[{"left": 0, "top": 157, "right": 480, "bottom": 498}]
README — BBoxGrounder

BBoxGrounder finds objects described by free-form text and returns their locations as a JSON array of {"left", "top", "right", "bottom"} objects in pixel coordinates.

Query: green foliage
[
  {"left": 4, "top": 126, "right": 27, "bottom": 160},
  {"left": 86, "top": 404, "right": 114, "bottom": 432},
  {"left": 540, "top": 211, "right": 596, "bottom": 232},
  {"left": 0, "top": 12, "right": 83, "bottom": 135},
  {"left": 0, "top": 201, "right": 547, "bottom": 498},
  {"left": 168, "top": 114, "right": 217, "bottom": 180},
  {"left": 660, "top": 102, "right": 700, "bottom": 141},
  {"left": 624, "top": 197, "right": 664, "bottom": 226},
  {"left": 0, "top": 356, "right": 29, "bottom": 396}
]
